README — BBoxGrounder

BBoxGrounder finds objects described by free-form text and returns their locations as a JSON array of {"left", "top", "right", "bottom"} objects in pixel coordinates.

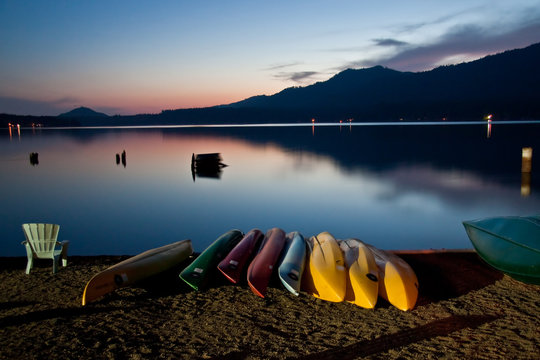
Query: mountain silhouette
[
  {"left": 222, "top": 42, "right": 540, "bottom": 121},
  {"left": 1, "top": 42, "right": 539, "bottom": 127},
  {"left": 58, "top": 107, "right": 109, "bottom": 118}
]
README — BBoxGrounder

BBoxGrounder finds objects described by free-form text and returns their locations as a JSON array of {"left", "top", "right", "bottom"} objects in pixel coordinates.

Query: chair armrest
[
  {"left": 21, "top": 240, "right": 28, "bottom": 245},
  {"left": 57, "top": 240, "right": 70, "bottom": 245}
]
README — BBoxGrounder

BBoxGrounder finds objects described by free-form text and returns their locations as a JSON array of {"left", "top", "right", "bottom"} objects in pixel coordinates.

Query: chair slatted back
[{"left": 22, "top": 223, "right": 60, "bottom": 256}]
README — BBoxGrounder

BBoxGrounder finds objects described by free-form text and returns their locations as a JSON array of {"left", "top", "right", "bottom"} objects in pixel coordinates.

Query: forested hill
[
  {"left": 223, "top": 42, "right": 540, "bottom": 121},
  {"left": 2, "top": 42, "right": 539, "bottom": 127}
]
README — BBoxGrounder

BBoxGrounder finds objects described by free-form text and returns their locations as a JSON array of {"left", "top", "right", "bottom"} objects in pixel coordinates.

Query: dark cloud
[
  {"left": 263, "top": 62, "right": 304, "bottom": 71},
  {"left": 346, "top": 10, "right": 540, "bottom": 72},
  {"left": 373, "top": 38, "right": 408, "bottom": 47},
  {"left": 385, "top": 20, "right": 540, "bottom": 71},
  {"left": 273, "top": 71, "right": 320, "bottom": 83}
]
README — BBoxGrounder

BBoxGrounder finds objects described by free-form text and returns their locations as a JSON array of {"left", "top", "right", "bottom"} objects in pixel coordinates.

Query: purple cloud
[
  {"left": 373, "top": 38, "right": 408, "bottom": 47},
  {"left": 273, "top": 71, "right": 321, "bottom": 83},
  {"left": 346, "top": 10, "right": 540, "bottom": 72}
]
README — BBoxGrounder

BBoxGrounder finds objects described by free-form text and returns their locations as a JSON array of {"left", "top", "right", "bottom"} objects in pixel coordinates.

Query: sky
[{"left": 1, "top": 0, "right": 539, "bottom": 116}]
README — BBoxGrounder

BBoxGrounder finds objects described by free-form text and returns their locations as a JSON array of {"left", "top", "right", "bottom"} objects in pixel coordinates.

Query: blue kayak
[{"left": 278, "top": 232, "right": 307, "bottom": 296}]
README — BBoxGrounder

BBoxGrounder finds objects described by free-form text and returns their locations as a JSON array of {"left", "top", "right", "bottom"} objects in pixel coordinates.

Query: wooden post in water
[{"left": 521, "top": 147, "right": 533, "bottom": 197}]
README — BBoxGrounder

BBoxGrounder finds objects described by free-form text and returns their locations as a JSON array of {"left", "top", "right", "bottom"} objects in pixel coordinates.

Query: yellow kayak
[
  {"left": 305, "top": 232, "right": 346, "bottom": 302},
  {"left": 339, "top": 239, "right": 379, "bottom": 309},
  {"left": 365, "top": 243, "right": 418, "bottom": 311}
]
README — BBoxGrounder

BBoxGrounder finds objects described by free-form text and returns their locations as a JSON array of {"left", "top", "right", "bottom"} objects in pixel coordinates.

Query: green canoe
[
  {"left": 180, "top": 229, "right": 244, "bottom": 290},
  {"left": 463, "top": 215, "right": 540, "bottom": 284}
]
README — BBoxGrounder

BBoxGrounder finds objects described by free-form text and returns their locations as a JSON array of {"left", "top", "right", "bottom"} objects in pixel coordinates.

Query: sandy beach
[{"left": 1, "top": 251, "right": 538, "bottom": 359}]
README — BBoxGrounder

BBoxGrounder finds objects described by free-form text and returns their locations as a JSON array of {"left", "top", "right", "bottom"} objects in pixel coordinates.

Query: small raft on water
[{"left": 191, "top": 153, "right": 227, "bottom": 180}]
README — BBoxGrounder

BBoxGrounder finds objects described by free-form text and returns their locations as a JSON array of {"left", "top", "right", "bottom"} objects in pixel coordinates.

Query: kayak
[
  {"left": 247, "top": 228, "right": 287, "bottom": 298},
  {"left": 278, "top": 232, "right": 307, "bottom": 296},
  {"left": 365, "top": 244, "right": 418, "bottom": 311},
  {"left": 306, "top": 232, "right": 346, "bottom": 302},
  {"left": 180, "top": 230, "right": 244, "bottom": 290},
  {"left": 339, "top": 238, "right": 379, "bottom": 309},
  {"left": 217, "top": 229, "right": 264, "bottom": 284},
  {"left": 82, "top": 239, "right": 193, "bottom": 305},
  {"left": 463, "top": 215, "right": 540, "bottom": 284}
]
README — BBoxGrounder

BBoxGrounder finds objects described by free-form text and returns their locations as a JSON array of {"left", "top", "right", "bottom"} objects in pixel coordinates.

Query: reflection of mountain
[{"left": 162, "top": 124, "right": 540, "bottom": 190}]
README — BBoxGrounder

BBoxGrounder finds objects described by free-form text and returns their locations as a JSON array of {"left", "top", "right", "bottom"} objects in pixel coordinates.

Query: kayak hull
[
  {"left": 247, "top": 228, "right": 287, "bottom": 298},
  {"left": 278, "top": 232, "right": 307, "bottom": 296},
  {"left": 82, "top": 239, "right": 193, "bottom": 305},
  {"left": 180, "top": 230, "right": 243, "bottom": 290},
  {"left": 340, "top": 239, "right": 379, "bottom": 309},
  {"left": 217, "top": 229, "right": 264, "bottom": 284},
  {"left": 307, "top": 232, "right": 346, "bottom": 302},
  {"left": 463, "top": 215, "right": 540, "bottom": 284},
  {"left": 366, "top": 244, "right": 418, "bottom": 311}
]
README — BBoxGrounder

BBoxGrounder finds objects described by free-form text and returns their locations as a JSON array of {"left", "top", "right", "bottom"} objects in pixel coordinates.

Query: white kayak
[{"left": 82, "top": 239, "right": 193, "bottom": 305}]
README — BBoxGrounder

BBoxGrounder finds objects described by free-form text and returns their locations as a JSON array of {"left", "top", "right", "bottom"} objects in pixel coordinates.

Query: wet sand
[{"left": 1, "top": 251, "right": 538, "bottom": 359}]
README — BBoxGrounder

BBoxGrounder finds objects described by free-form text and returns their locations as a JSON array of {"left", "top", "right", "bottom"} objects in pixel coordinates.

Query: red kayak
[
  {"left": 217, "top": 229, "right": 264, "bottom": 284},
  {"left": 247, "top": 228, "right": 287, "bottom": 298}
]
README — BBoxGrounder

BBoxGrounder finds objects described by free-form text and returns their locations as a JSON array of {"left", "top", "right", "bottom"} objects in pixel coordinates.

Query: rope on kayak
[{"left": 312, "top": 235, "right": 326, "bottom": 262}]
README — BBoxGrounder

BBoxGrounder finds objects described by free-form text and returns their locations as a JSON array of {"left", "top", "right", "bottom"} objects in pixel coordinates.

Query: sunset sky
[{"left": 1, "top": 0, "right": 539, "bottom": 116}]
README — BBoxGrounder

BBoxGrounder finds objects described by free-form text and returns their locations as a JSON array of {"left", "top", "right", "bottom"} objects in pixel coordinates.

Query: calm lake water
[{"left": 2, "top": 122, "right": 539, "bottom": 256}]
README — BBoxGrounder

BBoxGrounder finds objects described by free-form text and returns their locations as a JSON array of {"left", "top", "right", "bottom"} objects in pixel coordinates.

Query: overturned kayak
[
  {"left": 305, "top": 232, "right": 346, "bottom": 302},
  {"left": 463, "top": 215, "right": 540, "bottom": 284},
  {"left": 180, "top": 230, "right": 244, "bottom": 290},
  {"left": 217, "top": 229, "right": 264, "bottom": 284},
  {"left": 82, "top": 239, "right": 193, "bottom": 305},
  {"left": 340, "top": 239, "right": 379, "bottom": 309},
  {"left": 278, "top": 232, "right": 307, "bottom": 296},
  {"left": 365, "top": 243, "right": 418, "bottom": 311},
  {"left": 247, "top": 228, "right": 287, "bottom": 298}
]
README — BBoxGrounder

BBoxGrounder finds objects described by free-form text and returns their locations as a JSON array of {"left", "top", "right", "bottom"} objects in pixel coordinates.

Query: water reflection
[
  {"left": 191, "top": 153, "right": 227, "bottom": 181},
  {"left": 29, "top": 152, "right": 39, "bottom": 166},
  {"left": 8, "top": 123, "right": 21, "bottom": 140},
  {"left": 1, "top": 123, "right": 539, "bottom": 256},
  {"left": 521, "top": 147, "right": 533, "bottom": 197}
]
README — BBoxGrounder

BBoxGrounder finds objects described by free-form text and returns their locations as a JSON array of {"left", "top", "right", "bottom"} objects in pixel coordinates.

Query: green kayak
[
  {"left": 180, "top": 229, "right": 244, "bottom": 290},
  {"left": 463, "top": 215, "right": 540, "bottom": 284}
]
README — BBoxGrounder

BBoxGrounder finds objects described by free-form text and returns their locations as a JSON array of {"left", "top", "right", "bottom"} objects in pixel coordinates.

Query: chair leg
[
  {"left": 25, "top": 257, "right": 33, "bottom": 275},
  {"left": 52, "top": 256, "right": 59, "bottom": 274},
  {"left": 61, "top": 242, "right": 69, "bottom": 267},
  {"left": 24, "top": 244, "right": 33, "bottom": 274}
]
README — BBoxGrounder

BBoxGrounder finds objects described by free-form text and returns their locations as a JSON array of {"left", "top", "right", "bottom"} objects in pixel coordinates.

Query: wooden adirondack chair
[{"left": 21, "top": 223, "right": 69, "bottom": 274}]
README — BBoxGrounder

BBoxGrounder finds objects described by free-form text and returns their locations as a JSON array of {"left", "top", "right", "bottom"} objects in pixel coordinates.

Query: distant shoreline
[{"left": 9, "top": 119, "right": 540, "bottom": 131}]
